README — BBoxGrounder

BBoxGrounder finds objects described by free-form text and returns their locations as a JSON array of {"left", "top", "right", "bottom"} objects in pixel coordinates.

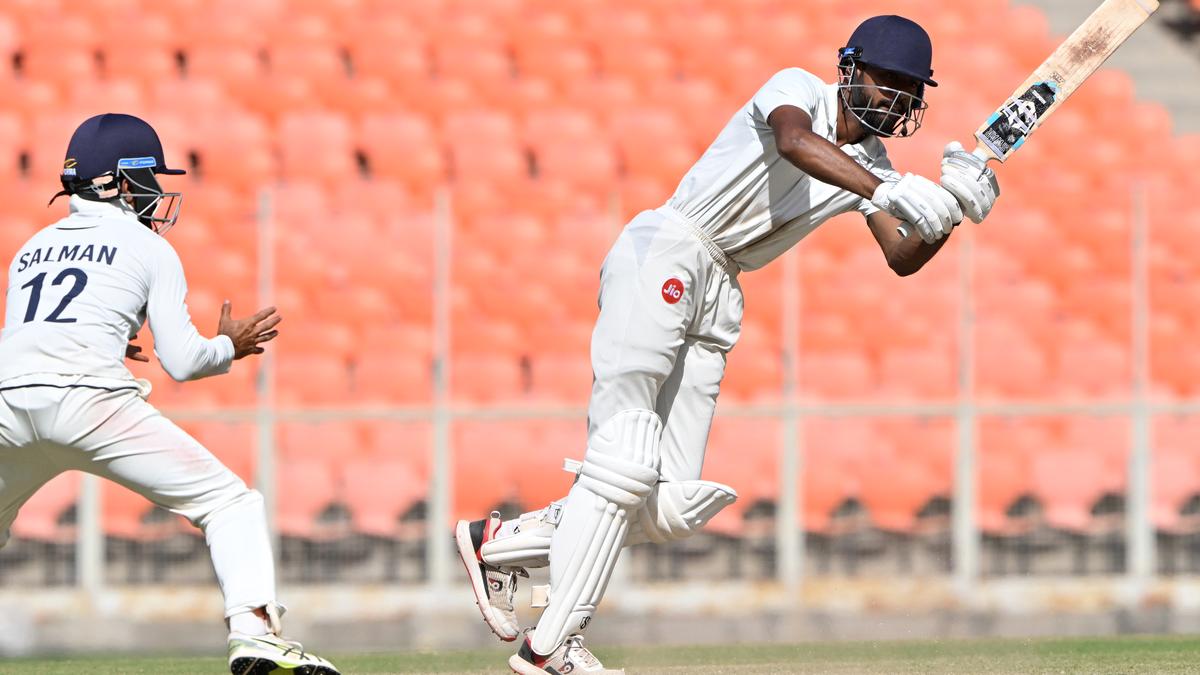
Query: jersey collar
[{"left": 67, "top": 194, "right": 141, "bottom": 224}]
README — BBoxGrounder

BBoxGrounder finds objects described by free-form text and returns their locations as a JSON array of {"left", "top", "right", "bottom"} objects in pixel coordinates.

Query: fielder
[
  {"left": 0, "top": 114, "right": 338, "bottom": 675},
  {"left": 455, "top": 16, "right": 1000, "bottom": 674}
]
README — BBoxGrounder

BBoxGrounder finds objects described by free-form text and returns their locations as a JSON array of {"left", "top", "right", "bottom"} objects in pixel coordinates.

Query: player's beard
[{"left": 850, "top": 86, "right": 902, "bottom": 137}]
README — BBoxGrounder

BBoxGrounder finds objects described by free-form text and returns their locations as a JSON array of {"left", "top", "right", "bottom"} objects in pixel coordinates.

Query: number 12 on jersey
[{"left": 21, "top": 268, "right": 89, "bottom": 323}]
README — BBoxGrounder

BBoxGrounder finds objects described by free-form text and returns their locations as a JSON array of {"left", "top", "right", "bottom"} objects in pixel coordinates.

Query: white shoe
[
  {"left": 508, "top": 631, "right": 623, "bottom": 674},
  {"left": 227, "top": 631, "right": 340, "bottom": 675},
  {"left": 456, "top": 513, "right": 525, "bottom": 641}
]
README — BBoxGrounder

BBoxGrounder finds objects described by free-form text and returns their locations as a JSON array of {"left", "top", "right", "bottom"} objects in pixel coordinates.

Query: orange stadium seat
[
  {"left": 182, "top": 422, "right": 258, "bottom": 484},
  {"left": 800, "top": 350, "right": 875, "bottom": 400},
  {"left": 527, "top": 353, "right": 592, "bottom": 405},
  {"left": 101, "top": 481, "right": 173, "bottom": 541},
  {"left": 351, "top": 351, "right": 433, "bottom": 404},
  {"left": 449, "top": 354, "right": 525, "bottom": 403},
  {"left": 563, "top": 77, "right": 641, "bottom": 127},
  {"left": 363, "top": 420, "right": 432, "bottom": 468},
  {"left": 1033, "top": 449, "right": 1116, "bottom": 532},
  {"left": 521, "top": 108, "right": 600, "bottom": 155},
  {"left": 643, "top": 79, "right": 732, "bottom": 148},
  {"left": 434, "top": 44, "right": 513, "bottom": 102},
  {"left": 0, "top": 113, "right": 23, "bottom": 180},
  {"left": 860, "top": 447, "right": 941, "bottom": 533},
  {"left": 184, "top": 46, "right": 264, "bottom": 92},
  {"left": 452, "top": 420, "right": 526, "bottom": 518},
  {"left": 356, "top": 112, "right": 447, "bottom": 191},
  {"left": 610, "top": 109, "right": 697, "bottom": 183},
  {"left": 974, "top": 320, "right": 1050, "bottom": 398},
  {"left": 513, "top": 43, "right": 594, "bottom": 87},
  {"left": 536, "top": 138, "right": 619, "bottom": 193},
  {"left": 278, "top": 421, "right": 362, "bottom": 462},
  {"left": 350, "top": 41, "right": 429, "bottom": 87},
  {"left": 270, "top": 44, "right": 348, "bottom": 88},
  {"left": 276, "top": 458, "right": 341, "bottom": 539},
  {"left": 977, "top": 447, "right": 1032, "bottom": 535},
  {"left": 10, "top": 472, "right": 79, "bottom": 543},
  {"left": 1153, "top": 416, "right": 1200, "bottom": 531},
  {"left": 277, "top": 112, "right": 357, "bottom": 185},
  {"left": 276, "top": 355, "right": 354, "bottom": 405},
  {"left": 877, "top": 347, "right": 956, "bottom": 400},
  {"left": 1052, "top": 339, "right": 1131, "bottom": 398},
  {"left": 706, "top": 417, "right": 780, "bottom": 534},
  {"left": 341, "top": 458, "right": 426, "bottom": 537},
  {"left": 505, "top": 7, "right": 574, "bottom": 47},
  {"left": 513, "top": 419, "right": 585, "bottom": 510},
  {"left": 596, "top": 40, "right": 676, "bottom": 85}
]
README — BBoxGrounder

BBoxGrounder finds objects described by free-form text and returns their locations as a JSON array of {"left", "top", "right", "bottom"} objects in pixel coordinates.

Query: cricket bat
[{"left": 897, "top": 0, "right": 1160, "bottom": 238}]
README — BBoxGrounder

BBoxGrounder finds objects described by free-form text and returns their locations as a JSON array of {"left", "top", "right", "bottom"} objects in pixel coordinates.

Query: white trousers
[
  {"left": 588, "top": 207, "right": 743, "bottom": 481},
  {"left": 521, "top": 208, "right": 742, "bottom": 650},
  {"left": 0, "top": 383, "right": 276, "bottom": 617}
]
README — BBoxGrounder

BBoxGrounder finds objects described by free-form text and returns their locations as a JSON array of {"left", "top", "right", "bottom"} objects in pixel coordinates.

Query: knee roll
[{"left": 577, "top": 409, "right": 661, "bottom": 508}]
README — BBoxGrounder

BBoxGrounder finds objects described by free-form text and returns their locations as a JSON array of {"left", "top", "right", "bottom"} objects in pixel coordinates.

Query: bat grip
[{"left": 894, "top": 144, "right": 994, "bottom": 238}]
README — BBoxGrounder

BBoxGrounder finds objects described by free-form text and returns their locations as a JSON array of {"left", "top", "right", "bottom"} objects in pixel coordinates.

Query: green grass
[{"left": 7, "top": 635, "right": 1200, "bottom": 674}]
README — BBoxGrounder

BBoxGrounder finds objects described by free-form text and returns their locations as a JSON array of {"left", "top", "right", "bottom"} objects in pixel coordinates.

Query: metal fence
[{"left": 2, "top": 184, "right": 1199, "bottom": 597}]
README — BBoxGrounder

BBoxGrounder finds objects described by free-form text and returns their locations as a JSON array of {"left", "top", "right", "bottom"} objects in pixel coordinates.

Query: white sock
[{"left": 228, "top": 610, "right": 270, "bottom": 636}]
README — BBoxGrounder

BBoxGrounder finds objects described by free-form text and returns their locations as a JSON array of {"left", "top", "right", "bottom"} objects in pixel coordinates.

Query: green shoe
[{"left": 227, "top": 632, "right": 340, "bottom": 675}]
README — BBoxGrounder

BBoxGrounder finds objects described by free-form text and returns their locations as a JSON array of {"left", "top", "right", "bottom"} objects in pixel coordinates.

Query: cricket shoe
[
  {"left": 509, "top": 631, "right": 624, "bottom": 674},
  {"left": 227, "top": 631, "right": 340, "bottom": 675},
  {"left": 456, "top": 512, "right": 526, "bottom": 641}
]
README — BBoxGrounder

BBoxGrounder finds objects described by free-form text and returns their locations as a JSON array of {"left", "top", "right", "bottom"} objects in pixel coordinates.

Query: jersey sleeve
[
  {"left": 145, "top": 240, "right": 234, "bottom": 381},
  {"left": 855, "top": 141, "right": 904, "bottom": 218},
  {"left": 750, "top": 68, "right": 826, "bottom": 126}
]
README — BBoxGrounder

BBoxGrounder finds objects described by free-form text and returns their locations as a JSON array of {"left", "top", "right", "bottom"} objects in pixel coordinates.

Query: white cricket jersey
[
  {"left": 665, "top": 67, "right": 901, "bottom": 271},
  {"left": 0, "top": 196, "right": 233, "bottom": 386}
]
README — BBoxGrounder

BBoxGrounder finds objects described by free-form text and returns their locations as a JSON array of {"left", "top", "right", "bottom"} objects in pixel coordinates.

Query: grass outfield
[{"left": 6, "top": 635, "right": 1199, "bottom": 674}]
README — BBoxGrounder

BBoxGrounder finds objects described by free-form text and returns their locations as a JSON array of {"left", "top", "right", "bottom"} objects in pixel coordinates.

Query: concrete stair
[{"left": 1017, "top": 0, "right": 1200, "bottom": 133}]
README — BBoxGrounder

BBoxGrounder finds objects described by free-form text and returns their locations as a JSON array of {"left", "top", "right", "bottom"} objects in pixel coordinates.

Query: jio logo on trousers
[{"left": 661, "top": 277, "right": 684, "bottom": 304}]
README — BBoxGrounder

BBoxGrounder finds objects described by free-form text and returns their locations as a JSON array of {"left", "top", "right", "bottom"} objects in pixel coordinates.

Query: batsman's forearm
[
  {"left": 889, "top": 228, "right": 950, "bottom": 276},
  {"left": 867, "top": 211, "right": 950, "bottom": 276},
  {"left": 776, "top": 130, "right": 882, "bottom": 200}
]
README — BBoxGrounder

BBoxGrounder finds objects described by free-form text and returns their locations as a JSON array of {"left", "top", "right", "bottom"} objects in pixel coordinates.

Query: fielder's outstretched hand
[{"left": 218, "top": 301, "right": 281, "bottom": 360}]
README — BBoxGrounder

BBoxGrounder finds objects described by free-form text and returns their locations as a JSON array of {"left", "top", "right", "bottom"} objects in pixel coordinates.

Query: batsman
[{"left": 456, "top": 16, "right": 1000, "bottom": 674}]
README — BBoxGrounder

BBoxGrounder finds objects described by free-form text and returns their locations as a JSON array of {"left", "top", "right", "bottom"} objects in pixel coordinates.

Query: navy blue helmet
[
  {"left": 57, "top": 113, "right": 185, "bottom": 233},
  {"left": 837, "top": 16, "right": 936, "bottom": 137}
]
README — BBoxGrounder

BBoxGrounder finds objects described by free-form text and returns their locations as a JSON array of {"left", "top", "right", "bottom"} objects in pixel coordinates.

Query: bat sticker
[{"left": 978, "top": 81, "right": 1060, "bottom": 158}]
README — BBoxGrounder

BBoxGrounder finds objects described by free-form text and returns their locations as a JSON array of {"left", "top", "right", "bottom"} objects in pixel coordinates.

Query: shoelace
[
  {"left": 494, "top": 566, "right": 528, "bottom": 611},
  {"left": 565, "top": 635, "right": 601, "bottom": 667}
]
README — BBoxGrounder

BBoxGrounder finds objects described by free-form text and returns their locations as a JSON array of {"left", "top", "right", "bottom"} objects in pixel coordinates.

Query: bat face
[{"left": 970, "top": 0, "right": 1159, "bottom": 164}]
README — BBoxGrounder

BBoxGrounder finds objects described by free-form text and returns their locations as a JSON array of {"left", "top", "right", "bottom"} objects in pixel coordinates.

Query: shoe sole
[
  {"left": 229, "top": 656, "right": 339, "bottom": 675},
  {"left": 455, "top": 519, "right": 519, "bottom": 642}
]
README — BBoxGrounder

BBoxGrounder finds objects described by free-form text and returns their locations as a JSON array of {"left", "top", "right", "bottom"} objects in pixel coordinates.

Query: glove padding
[
  {"left": 940, "top": 141, "right": 1000, "bottom": 224},
  {"left": 871, "top": 173, "right": 963, "bottom": 244}
]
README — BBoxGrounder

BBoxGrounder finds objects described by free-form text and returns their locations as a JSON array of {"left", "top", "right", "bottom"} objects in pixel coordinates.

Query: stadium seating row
[
  {"left": 2, "top": 0, "right": 1199, "bottom": 558},
  {"left": 10, "top": 416, "right": 1198, "bottom": 542}
]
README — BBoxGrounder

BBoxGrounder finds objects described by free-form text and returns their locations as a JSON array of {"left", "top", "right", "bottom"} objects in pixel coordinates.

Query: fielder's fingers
[
  {"left": 255, "top": 330, "right": 279, "bottom": 344},
  {"left": 252, "top": 346, "right": 265, "bottom": 355},
  {"left": 249, "top": 306, "right": 278, "bottom": 323},
  {"left": 254, "top": 314, "right": 283, "bottom": 332},
  {"left": 220, "top": 300, "right": 232, "bottom": 320}
]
